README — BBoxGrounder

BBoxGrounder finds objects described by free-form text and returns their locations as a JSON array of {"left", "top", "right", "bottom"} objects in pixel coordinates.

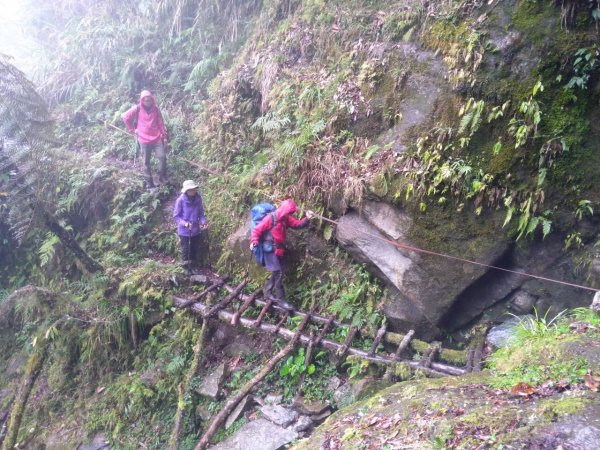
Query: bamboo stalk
[{"left": 193, "top": 313, "right": 311, "bottom": 450}]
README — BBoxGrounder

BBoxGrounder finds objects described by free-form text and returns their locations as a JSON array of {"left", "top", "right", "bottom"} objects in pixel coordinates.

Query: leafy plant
[
  {"left": 565, "top": 47, "right": 599, "bottom": 91},
  {"left": 575, "top": 200, "right": 593, "bottom": 220}
]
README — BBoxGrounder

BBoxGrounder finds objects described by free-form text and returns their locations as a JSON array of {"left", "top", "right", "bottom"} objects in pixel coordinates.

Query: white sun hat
[{"left": 181, "top": 179, "right": 199, "bottom": 193}]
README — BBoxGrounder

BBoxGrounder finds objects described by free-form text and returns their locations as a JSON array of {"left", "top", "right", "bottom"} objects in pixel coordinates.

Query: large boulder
[
  {"left": 208, "top": 418, "right": 298, "bottom": 450},
  {"left": 336, "top": 201, "right": 511, "bottom": 335}
]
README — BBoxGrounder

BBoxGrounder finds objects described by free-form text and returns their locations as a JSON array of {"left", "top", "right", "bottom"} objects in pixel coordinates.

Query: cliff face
[{"left": 1, "top": 0, "right": 600, "bottom": 448}]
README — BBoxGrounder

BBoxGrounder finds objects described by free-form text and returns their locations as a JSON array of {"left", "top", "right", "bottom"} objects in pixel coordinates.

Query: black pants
[
  {"left": 179, "top": 234, "right": 202, "bottom": 268},
  {"left": 264, "top": 271, "right": 285, "bottom": 300}
]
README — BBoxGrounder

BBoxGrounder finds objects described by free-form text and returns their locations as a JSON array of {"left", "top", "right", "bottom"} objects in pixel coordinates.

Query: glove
[
  {"left": 306, "top": 210, "right": 315, "bottom": 219},
  {"left": 185, "top": 222, "right": 192, "bottom": 230},
  {"left": 250, "top": 242, "right": 257, "bottom": 251}
]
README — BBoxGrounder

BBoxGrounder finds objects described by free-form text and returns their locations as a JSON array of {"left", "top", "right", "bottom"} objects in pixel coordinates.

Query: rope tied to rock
[{"left": 313, "top": 213, "right": 599, "bottom": 294}]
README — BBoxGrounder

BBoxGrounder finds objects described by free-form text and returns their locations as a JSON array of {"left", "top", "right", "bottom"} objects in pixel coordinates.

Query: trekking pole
[
  {"left": 188, "top": 225, "right": 192, "bottom": 275},
  {"left": 206, "top": 227, "right": 212, "bottom": 270}
]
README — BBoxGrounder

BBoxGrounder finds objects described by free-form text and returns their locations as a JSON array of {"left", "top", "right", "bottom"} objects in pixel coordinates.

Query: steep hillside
[{"left": 1, "top": 0, "right": 599, "bottom": 449}]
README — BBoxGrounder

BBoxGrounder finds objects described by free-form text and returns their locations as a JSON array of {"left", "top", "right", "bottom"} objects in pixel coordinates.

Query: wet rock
[
  {"left": 190, "top": 274, "right": 209, "bottom": 284},
  {"left": 196, "top": 403, "right": 212, "bottom": 422},
  {"left": 292, "top": 396, "right": 330, "bottom": 416},
  {"left": 139, "top": 367, "right": 162, "bottom": 388},
  {"left": 209, "top": 418, "right": 297, "bottom": 450},
  {"left": 326, "top": 376, "right": 342, "bottom": 391},
  {"left": 263, "top": 393, "right": 283, "bottom": 405},
  {"left": 310, "top": 410, "right": 332, "bottom": 423},
  {"left": 77, "top": 433, "right": 109, "bottom": 450},
  {"left": 260, "top": 404, "right": 298, "bottom": 427},
  {"left": 591, "top": 291, "right": 600, "bottom": 313},
  {"left": 333, "top": 382, "right": 353, "bottom": 409},
  {"left": 225, "top": 395, "right": 254, "bottom": 430},
  {"left": 197, "top": 363, "right": 229, "bottom": 399},
  {"left": 486, "top": 316, "right": 532, "bottom": 349},
  {"left": 293, "top": 415, "right": 314, "bottom": 433},
  {"left": 223, "top": 341, "right": 254, "bottom": 357},
  {"left": 335, "top": 201, "right": 510, "bottom": 334},
  {"left": 509, "top": 291, "right": 537, "bottom": 314}
]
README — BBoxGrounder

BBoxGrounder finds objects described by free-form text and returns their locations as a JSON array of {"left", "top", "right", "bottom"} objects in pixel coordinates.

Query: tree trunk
[
  {"left": 2, "top": 344, "right": 48, "bottom": 450},
  {"left": 168, "top": 319, "right": 211, "bottom": 450},
  {"left": 40, "top": 209, "right": 103, "bottom": 274}
]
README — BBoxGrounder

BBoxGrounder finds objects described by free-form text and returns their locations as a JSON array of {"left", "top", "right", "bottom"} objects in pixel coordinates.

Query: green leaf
[
  {"left": 307, "top": 364, "right": 315, "bottom": 375},
  {"left": 323, "top": 224, "right": 333, "bottom": 241}
]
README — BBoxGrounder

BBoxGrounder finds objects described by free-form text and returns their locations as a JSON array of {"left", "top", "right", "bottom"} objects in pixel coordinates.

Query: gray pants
[
  {"left": 139, "top": 140, "right": 167, "bottom": 187},
  {"left": 264, "top": 271, "right": 285, "bottom": 300}
]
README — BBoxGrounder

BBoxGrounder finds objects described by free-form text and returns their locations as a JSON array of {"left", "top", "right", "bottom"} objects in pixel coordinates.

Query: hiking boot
[{"left": 272, "top": 297, "right": 294, "bottom": 312}]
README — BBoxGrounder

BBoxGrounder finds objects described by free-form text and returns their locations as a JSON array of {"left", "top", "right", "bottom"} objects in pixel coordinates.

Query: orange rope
[{"left": 315, "top": 214, "right": 598, "bottom": 293}]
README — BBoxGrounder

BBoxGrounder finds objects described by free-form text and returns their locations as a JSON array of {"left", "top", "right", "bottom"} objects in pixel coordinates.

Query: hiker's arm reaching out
[{"left": 122, "top": 105, "right": 138, "bottom": 134}]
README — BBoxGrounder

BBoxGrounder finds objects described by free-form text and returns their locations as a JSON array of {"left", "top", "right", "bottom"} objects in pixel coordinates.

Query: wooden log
[
  {"left": 296, "top": 330, "right": 316, "bottom": 397},
  {"left": 465, "top": 349, "right": 475, "bottom": 373},
  {"left": 40, "top": 209, "right": 103, "bottom": 273},
  {"left": 368, "top": 322, "right": 387, "bottom": 357},
  {"left": 273, "top": 312, "right": 289, "bottom": 334},
  {"left": 392, "top": 329, "right": 415, "bottom": 361},
  {"left": 253, "top": 299, "right": 273, "bottom": 328},
  {"left": 168, "top": 302, "right": 212, "bottom": 450},
  {"left": 315, "top": 316, "right": 335, "bottom": 346},
  {"left": 420, "top": 341, "right": 441, "bottom": 369},
  {"left": 177, "top": 279, "right": 227, "bottom": 310},
  {"left": 193, "top": 313, "right": 311, "bottom": 450},
  {"left": 2, "top": 343, "right": 48, "bottom": 450},
  {"left": 230, "top": 289, "right": 261, "bottom": 326},
  {"left": 203, "top": 280, "right": 247, "bottom": 319},
  {"left": 383, "top": 329, "right": 415, "bottom": 381},
  {"left": 218, "top": 280, "right": 468, "bottom": 366},
  {"left": 172, "top": 297, "right": 464, "bottom": 377},
  {"left": 473, "top": 340, "right": 485, "bottom": 372},
  {"left": 336, "top": 326, "right": 357, "bottom": 360}
]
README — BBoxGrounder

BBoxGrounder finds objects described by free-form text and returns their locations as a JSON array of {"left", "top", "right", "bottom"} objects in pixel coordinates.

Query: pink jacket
[{"left": 122, "top": 90, "right": 168, "bottom": 145}]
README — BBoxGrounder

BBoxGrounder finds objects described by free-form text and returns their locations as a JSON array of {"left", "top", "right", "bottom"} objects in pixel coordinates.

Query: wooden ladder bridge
[{"left": 172, "top": 274, "right": 484, "bottom": 380}]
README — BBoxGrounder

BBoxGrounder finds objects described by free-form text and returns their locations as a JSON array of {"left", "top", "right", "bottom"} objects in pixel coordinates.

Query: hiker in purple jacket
[{"left": 173, "top": 180, "right": 208, "bottom": 272}]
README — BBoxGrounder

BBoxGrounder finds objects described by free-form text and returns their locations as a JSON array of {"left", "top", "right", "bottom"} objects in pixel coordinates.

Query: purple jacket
[{"left": 173, "top": 193, "right": 207, "bottom": 237}]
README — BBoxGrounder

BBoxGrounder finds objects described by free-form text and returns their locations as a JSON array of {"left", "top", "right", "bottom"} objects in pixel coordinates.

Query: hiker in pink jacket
[{"left": 123, "top": 90, "right": 168, "bottom": 188}]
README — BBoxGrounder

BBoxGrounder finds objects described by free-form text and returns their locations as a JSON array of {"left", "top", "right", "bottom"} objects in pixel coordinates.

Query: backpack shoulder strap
[{"left": 269, "top": 212, "right": 277, "bottom": 229}]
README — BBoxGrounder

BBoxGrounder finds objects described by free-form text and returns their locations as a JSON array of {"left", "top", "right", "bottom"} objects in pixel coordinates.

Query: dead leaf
[{"left": 510, "top": 382, "right": 536, "bottom": 397}]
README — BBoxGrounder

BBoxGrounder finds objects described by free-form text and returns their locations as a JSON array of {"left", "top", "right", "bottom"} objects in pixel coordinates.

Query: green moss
[{"left": 539, "top": 396, "right": 591, "bottom": 418}]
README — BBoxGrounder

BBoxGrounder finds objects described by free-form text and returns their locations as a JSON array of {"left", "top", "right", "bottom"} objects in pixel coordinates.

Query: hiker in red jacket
[
  {"left": 123, "top": 90, "right": 168, "bottom": 188},
  {"left": 250, "top": 199, "right": 314, "bottom": 311}
]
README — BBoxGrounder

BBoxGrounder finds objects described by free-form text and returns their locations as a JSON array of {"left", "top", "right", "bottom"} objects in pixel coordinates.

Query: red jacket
[
  {"left": 122, "top": 90, "right": 167, "bottom": 145},
  {"left": 251, "top": 200, "right": 308, "bottom": 257}
]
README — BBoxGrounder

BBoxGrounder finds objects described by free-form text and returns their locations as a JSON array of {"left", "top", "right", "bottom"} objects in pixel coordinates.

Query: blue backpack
[{"left": 250, "top": 203, "right": 277, "bottom": 266}]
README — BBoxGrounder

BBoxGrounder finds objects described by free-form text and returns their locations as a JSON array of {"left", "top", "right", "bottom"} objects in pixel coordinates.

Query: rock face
[
  {"left": 260, "top": 404, "right": 299, "bottom": 427},
  {"left": 336, "top": 201, "right": 511, "bottom": 334},
  {"left": 208, "top": 418, "right": 297, "bottom": 450},
  {"left": 197, "top": 363, "right": 229, "bottom": 400}
]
